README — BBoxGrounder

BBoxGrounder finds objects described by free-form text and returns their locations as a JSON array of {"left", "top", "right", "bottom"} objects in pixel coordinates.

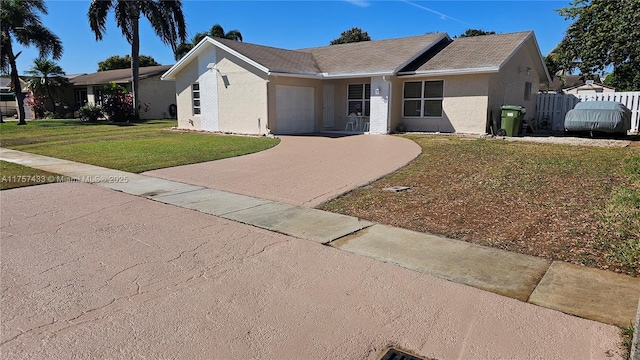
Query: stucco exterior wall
[
  {"left": 565, "top": 85, "right": 615, "bottom": 94},
  {"left": 488, "top": 40, "right": 541, "bottom": 127},
  {"left": 215, "top": 48, "right": 268, "bottom": 134},
  {"left": 174, "top": 57, "right": 200, "bottom": 130},
  {"left": 393, "top": 74, "right": 490, "bottom": 134},
  {"left": 268, "top": 76, "right": 323, "bottom": 134},
  {"left": 138, "top": 77, "right": 176, "bottom": 119}
]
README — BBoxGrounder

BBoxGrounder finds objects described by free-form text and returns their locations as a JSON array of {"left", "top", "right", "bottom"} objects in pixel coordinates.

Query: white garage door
[{"left": 275, "top": 85, "right": 315, "bottom": 134}]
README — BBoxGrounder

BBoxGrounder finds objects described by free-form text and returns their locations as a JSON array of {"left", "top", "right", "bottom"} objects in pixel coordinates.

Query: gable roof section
[
  {"left": 400, "top": 32, "right": 533, "bottom": 75},
  {"left": 163, "top": 33, "right": 447, "bottom": 80},
  {"left": 0, "top": 76, "right": 11, "bottom": 88},
  {"left": 542, "top": 74, "right": 602, "bottom": 92},
  {"left": 214, "top": 38, "right": 320, "bottom": 75},
  {"left": 297, "top": 33, "right": 447, "bottom": 76},
  {"left": 564, "top": 82, "right": 615, "bottom": 92},
  {"left": 162, "top": 31, "right": 549, "bottom": 81},
  {"left": 70, "top": 65, "right": 172, "bottom": 86}
]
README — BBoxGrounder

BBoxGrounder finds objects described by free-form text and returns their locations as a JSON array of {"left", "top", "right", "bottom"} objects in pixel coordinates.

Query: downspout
[{"left": 383, "top": 75, "right": 393, "bottom": 134}]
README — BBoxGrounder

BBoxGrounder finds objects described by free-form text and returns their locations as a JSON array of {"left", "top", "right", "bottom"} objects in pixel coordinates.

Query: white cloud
[
  {"left": 400, "top": 0, "right": 472, "bottom": 26},
  {"left": 343, "top": 0, "right": 371, "bottom": 8}
]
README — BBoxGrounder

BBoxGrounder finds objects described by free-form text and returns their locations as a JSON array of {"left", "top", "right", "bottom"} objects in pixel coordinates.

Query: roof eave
[
  {"left": 162, "top": 38, "right": 211, "bottom": 80},
  {"left": 397, "top": 67, "right": 500, "bottom": 77},
  {"left": 323, "top": 71, "right": 395, "bottom": 79},
  {"left": 267, "top": 71, "right": 324, "bottom": 79},
  {"left": 529, "top": 33, "right": 552, "bottom": 84},
  {"left": 162, "top": 37, "right": 270, "bottom": 81},
  {"left": 268, "top": 70, "right": 395, "bottom": 79},
  {"left": 498, "top": 32, "right": 550, "bottom": 84}
]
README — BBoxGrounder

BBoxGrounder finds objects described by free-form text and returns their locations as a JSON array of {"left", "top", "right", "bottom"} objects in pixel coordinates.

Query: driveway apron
[{"left": 144, "top": 135, "right": 421, "bottom": 207}]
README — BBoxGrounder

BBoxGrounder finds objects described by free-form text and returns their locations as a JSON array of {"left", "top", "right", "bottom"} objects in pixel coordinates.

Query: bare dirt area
[
  {"left": 504, "top": 132, "right": 635, "bottom": 148},
  {"left": 319, "top": 134, "right": 640, "bottom": 276}
]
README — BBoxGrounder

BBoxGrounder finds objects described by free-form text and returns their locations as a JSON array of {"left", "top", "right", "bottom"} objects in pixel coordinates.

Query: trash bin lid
[{"left": 501, "top": 105, "right": 522, "bottom": 111}]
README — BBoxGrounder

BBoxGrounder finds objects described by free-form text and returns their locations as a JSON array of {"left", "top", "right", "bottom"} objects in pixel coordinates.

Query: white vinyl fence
[{"left": 536, "top": 91, "right": 640, "bottom": 133}]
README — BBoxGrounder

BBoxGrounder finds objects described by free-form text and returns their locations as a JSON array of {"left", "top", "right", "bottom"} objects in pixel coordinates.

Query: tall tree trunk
[
  {"left": 131, "top": 11, "right": 140, "bottom": 121},
  {"left": 45, "top": 78, "right": 57, "bottom": 114},
  {"left": 6, "top": 41, "right": 26, "bottom": 125}
]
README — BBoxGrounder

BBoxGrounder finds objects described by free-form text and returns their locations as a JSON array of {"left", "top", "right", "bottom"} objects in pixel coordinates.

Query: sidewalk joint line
[{"left": 525, "top": 261, "right": 553, "bottom": 303}]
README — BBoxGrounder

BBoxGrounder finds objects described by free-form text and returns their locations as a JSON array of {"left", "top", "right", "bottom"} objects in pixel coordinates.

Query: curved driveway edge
[{"left": 144, "top": 134, "right": 421, "bottom": 207}]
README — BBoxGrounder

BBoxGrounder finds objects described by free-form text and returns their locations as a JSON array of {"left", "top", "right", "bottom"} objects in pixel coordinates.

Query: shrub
[
  {"left": 79, "top": 104, "right": 103, "bottom": 122},
  {"left": 99, "top": 82, "right": 135, "bottom": 122},
  {"left": 26, "top": 94, "right": 47, "bottom": 119}
]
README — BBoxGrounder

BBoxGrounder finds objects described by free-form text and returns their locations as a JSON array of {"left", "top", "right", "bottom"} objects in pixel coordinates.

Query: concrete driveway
[
  {"left": 0, "top": 183, "right": 624, "bottom": 359},
  {"left": 144, "top": 134, "right": 421, "bottom": 207}
]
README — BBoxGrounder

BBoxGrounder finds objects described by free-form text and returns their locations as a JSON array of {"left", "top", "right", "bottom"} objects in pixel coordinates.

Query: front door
[{"left": 322, "top": 84, "right": 334, "bottom": 128}]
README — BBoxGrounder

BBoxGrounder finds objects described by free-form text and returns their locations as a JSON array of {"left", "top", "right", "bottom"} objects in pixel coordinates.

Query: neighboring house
[
  {"left": 563, "top": 81, "right": 615, "bottom": 94},
  {"left": 162, "top": 31, "right": 549, "bottom": 135},
  {"left": 1, "top": 75, "right": 30, "bottom": 92},
  {"left": 1, "top": 76, "right": 31, "bottom": 119},
  {"left": 66, "top": 65, "right": 176, "bottom": 119},
  {"left": 540, "top": 74, "right": 602, "bottom": 93}
]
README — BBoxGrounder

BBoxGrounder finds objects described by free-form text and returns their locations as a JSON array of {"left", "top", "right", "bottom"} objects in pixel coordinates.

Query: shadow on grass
[{"left": 8, "top": 119, "right": 174, "bottom": 127}]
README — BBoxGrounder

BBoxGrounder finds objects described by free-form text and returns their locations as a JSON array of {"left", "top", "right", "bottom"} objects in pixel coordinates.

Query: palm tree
[
  {"left": 174, "top": 24, "right": 243, "bottom": 61},
  {"left": 25, "top": 57, "right": 68, "bottom": 114},
  {"left": 88, "top": 0, "right": 186, "bottom": 120},
  {"left": 0, "top": 0, "right": 63, "bottom": 125},
  {"left": 208, "top": 24, "right": 243, "bottom": 42}
]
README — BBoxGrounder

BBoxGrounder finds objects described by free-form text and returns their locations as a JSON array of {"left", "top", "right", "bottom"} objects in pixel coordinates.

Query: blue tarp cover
[{"left": 564, "top": 101, "right": 631, "bottom": 133}]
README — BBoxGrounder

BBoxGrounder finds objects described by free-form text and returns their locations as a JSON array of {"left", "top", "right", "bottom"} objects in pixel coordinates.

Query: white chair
[
  {"left": 363, "top": 121, "right": 370, "bottom": 132},
  {"left": 345, "top": 113, "right": 357, "bottom": 131}
]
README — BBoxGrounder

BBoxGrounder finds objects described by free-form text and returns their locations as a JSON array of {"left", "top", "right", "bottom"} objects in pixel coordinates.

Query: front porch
[{"left": 318, "top": 76, "right": 391, "bottom": 134}]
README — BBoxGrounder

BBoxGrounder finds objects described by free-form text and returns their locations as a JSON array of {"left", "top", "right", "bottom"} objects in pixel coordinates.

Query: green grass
[
  {"left": 0, "top": 119, "right": 279, "bottom": 173},
  {"left": 598, "top": 155, "right": 640, "bottom": 272},
  {"left": 622, "top": 324, "right": 636, "bottom": 359},
  {"left": 0, "top": 161, "right": 64, "bottom": 190},
  {"left": 319, "top": 135, "right": 640, "bottom": 275}
]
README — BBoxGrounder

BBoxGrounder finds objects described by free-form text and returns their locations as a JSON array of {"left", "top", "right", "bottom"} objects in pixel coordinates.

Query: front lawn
[
  {"left": 319, "top": 135, "right": 640, "bottom": 276},
  {"left": 0, "top": 119, "right": 279, "bottom": 173}
]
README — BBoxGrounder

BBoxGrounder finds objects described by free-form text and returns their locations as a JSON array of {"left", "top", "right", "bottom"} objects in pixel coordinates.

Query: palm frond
[
  {"left": 225, "top": 30, "right": 243, "bottom": 42},
  {"left": 143, "top": 0, "right": 186, "bottom": 49},
  {"left": 114, "top": 1, "right": 135, "bottom": 43},
  {"left": 209, "top": 24, "right": 225, "bottom": 38},
  {"left": 17, "top": 24, "right": 63, "bottom": 59},
  {"left": 88, "top": 0, "right": 114, "bottom": 41}
]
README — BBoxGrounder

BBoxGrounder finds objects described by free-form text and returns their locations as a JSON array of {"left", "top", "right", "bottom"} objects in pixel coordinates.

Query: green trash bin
[{"left": 500, "top": 105, "right": 523, "bottom": 137}]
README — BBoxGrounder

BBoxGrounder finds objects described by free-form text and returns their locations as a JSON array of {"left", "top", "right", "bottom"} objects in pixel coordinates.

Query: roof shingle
[
  {"left": 405, "top": 31, "right": 532, "bottom": 73},
  {"left": 215, "top": 38, "right": 320, "bottom": 74},
  {"left": 164, "top": 31, "right": 541, "bottom": 80},
  {"left": 298, "top": 33, "right": 445, "bottom": 75},
  {"left": 69, "top": 65, "right": 172, "bottom": 86}
]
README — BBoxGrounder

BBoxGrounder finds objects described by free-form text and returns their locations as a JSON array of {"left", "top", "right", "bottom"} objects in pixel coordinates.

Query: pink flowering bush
[{"left": 100, "top": 82, "right": 135, "bottom": 122}]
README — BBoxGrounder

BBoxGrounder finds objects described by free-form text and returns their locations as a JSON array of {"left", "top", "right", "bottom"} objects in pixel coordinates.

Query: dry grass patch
[{"left": 319, "top": 135, "right": 640, "bottom": 276}]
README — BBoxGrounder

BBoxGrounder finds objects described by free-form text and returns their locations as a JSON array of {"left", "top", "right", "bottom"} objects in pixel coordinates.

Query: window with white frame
[
  {"left": 192, "top": 83, "right": 200, "bottom": 115},
  {"left": 403, "top": 80, "right": 444, "bottom": 117},
  {"left": 347, "top": 83, "right": 370, "bottom": 116}
]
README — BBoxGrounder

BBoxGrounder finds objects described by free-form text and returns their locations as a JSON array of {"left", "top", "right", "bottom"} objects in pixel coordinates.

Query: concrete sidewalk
[{"left": 2, "top": 147, "right": 640, "bottom": 358}]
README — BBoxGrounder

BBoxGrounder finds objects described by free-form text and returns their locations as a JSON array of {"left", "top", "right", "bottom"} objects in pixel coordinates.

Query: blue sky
[{"left": 14, "top": 0, "right": 572, "bottom": 75}]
